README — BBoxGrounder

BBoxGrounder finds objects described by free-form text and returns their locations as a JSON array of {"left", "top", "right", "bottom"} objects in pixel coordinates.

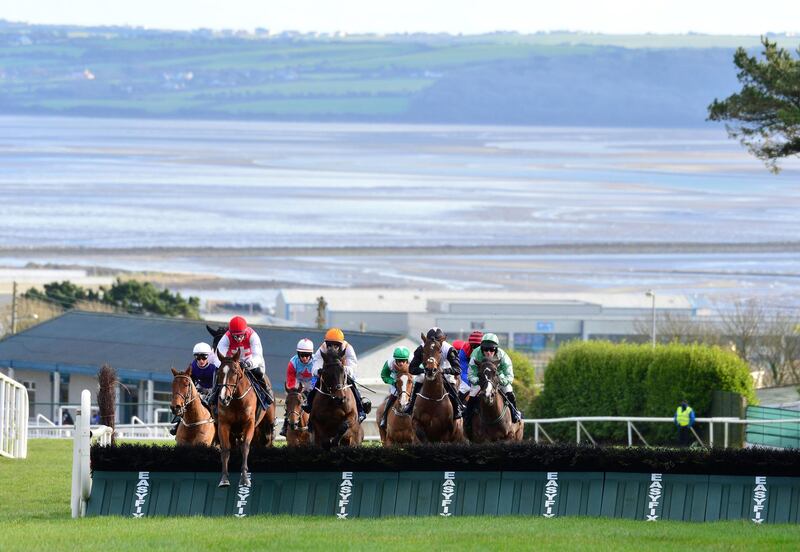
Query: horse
[
  {"left": 206, "top": 324, "right": 227, "bottom": 351},
  {"left": 411, "top": 333, "right": 465, "bottom": 444},
  {"left": 170, "top": 366, "right": 216, "bottom": 446},
  {"left": 309, "top": 344, "right": 363, "bottom": 448},
  {"left": 469, "top": 358, "right": 524, "bottom": 443},
  {"left": 376, "top": 360, "right": 414, "bottom": 446},
  {"left": 283, "top": 385, "right": 311, "bottom": 446},
  {"left": 214, "top": 350, "right": 275, "bottom": 487}
]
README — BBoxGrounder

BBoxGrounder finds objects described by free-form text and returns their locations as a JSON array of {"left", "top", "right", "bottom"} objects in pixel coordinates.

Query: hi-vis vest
[{"left": 676, "top": 406, "right": 694, "bottom": 426}]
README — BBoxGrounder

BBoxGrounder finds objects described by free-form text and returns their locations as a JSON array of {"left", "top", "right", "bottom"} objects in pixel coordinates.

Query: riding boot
[
  {"left": 403, "top": 382, "right": 423, "bottom": 414},
  {"left": 464, "top": 396, "right": 479, "bottom": 438},
  {"left": 348, "top": 376, "right": 368, "bottom": 424},
  {"left": 302, "top": 387, "right": 317, "bottom": 414},
  {"left": 380, "top": 394, "right": 397, "bottom": 429},
  {"left": 443, "top": 379, "right": 464, "bottom": 420},
  {"left": 504, "top": 390, "right": 522, "bottom": 422},
  {"left": 279, "top": 417, "right": 288, "bottom": 437},
  {"left": 169, "top": 415, "right": 180, "bottom": 436},
  {"left": 255, "top": 371, "right": 274, "bottom": 405}
]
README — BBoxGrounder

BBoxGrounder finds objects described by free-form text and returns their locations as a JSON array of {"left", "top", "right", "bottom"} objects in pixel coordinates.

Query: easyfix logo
[
  {"left": 132, "top": 471, "right": 150, "bottom": 518},
  {"left": 440, "top": 471, "right": 456, "bottom": 516},
  {"left": 543, "top": 472, "right": 558, "bottom": 518},
  {"left": 337, "top": 471, "right": 353, "bottom": 519},
  {"left": 752, "top": 476, "right": 768, "bottom": 524},
  {"left": 645, "top": 473, "right": 663, "bottom": 521}
]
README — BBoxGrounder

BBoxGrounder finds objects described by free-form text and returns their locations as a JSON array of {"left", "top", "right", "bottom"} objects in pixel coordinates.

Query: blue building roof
[{"left": 0, "top": 311, "right": 402, "bottom": 385}]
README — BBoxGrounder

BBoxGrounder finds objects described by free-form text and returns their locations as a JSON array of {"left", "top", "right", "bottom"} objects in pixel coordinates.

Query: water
[
  {"left": 1, "top": 116, "right": 798, "bottom": 248},
  {"left": 1, "top": 115, "right": 799, "bottom": 304}
]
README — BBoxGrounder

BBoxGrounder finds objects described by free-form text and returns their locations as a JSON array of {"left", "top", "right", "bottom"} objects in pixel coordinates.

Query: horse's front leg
[
  {"left": 218, "top": 423, "right": 231, "bottom": 487},
  {"left": 240, "top": 421, "right": 255, "bottom": 487}
]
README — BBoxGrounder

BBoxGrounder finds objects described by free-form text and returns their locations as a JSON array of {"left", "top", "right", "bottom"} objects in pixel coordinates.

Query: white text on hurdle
[
  {"left": 441, "top": 471, "right": 456, "bottom": 516},
  {"left": 752, "top": 476, "right": 767, "bottom": 524},
  {"left": 646, "top": 473, "right": 663, "bottom": 521},
  {"left": 132, "top": 471, "right": 150, "bottom": 518},
  {"left": 543, "top": 472, "right": 559, "bottom": 518},
  {"left": 338, "top": 471, "right": 353, "bottom": 519}
]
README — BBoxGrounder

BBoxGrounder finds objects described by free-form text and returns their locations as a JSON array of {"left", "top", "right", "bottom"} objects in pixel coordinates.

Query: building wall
[
  {"left": 1, "top": 367, "right": 53, "bottom": 420},
  {"left": 329, "top": 312, "right": 409, "bottom": 334}
]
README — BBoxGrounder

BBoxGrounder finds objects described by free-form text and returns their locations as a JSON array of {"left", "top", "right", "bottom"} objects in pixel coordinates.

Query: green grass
[{"left": 2, "top": 440, "right": 800, "bottom": 551}]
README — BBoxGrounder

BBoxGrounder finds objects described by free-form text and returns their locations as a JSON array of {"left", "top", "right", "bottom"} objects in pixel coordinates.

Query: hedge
[{"left": 534, "top": 342, "right": 756, "bottom": 444}]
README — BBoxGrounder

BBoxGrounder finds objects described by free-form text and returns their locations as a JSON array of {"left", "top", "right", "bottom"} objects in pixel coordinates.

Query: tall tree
[{"left": 708, "top": 37, "right": 800, "bottom": 172}]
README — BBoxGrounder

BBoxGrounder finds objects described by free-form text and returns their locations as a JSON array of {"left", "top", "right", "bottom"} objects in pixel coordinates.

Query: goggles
[
  {"left": 194, "top": 353, "right": 209, "bottom": 360},
  {"left": 325, "top": 340, "right": 342, "bottom": 349},
  {"left": 298, "top": 352, "right": 312, "bottom": 359},
  {"left": 481, "top": 345, "right": 498, "bottom": 353},
  {"left": 231, "top": 332, "right": 246, "bottom": 342},
  {"left": 394, "top": 358, "right": 409, "bottom": 363}
]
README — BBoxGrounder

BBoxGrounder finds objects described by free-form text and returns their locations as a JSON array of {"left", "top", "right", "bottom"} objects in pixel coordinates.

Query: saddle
[{"left": 244, "top": 370, "right": 273, "bottom": 414}]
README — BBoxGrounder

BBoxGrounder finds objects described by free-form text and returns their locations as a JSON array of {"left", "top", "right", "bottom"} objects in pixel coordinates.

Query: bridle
[
  {"left": 285, "top": 389, "right": 309, "bottom": 431},
  {"left": 478, "top": 364, "right": 508, "bottom": 426},
  {"left": 218, "top": 359, "right": 253, "bottom": 407},
  {"left": 419, "top": 343, "right": 447, "bottom": 401},
  {"left": 172, "top": 374, "right": 214, "bottom": 427},
  {"left": 318, "top": 364, "right": 351, "bottom": 402},
  {"left": 172, "top": 374, "right": 198, "bottom": 417},
  {"left": 391, "top": 372, "right": 413, "bottom": 417}
]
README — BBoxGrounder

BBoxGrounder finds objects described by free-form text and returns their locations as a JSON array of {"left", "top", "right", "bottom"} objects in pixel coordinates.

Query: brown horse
[
  {"left": 376, "top": 361, "right": 414, "bottom": 446},
  {"left": 309, "top": 345, "right": 363, "bottom": 448},
  {"left": 283, "top": 386, "right": 311, "bottom": 446},
  {"left": 411, "top": 333, "right": 465, "bottom": 444},
  {"left": 170, "top": 366, "right": 216, "bottom": 446},
  {"left": 214, "top": 350, "right": 275, "bottom": 487},
  {"left": 469, "top": 358, "right": 523, "bottom": 443}
]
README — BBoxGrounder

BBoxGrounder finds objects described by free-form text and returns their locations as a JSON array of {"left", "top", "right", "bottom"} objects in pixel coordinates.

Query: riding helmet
[
  {"left": 392, "top": 347, "right": 410, "bottom": 360},
  {"left": 324, "top": 327, "right": 345, "bottom": 343},
  {"left": 481, "top": 333, "right": 500, "bottom": 346},
  {"left": 229, "top": 316, "right": 247, "bottom": 333},
  {"left": 192, "top": 342, "right": 213, "bottom": 355},
  {"left": 296, "top": 338, "right": 314, "bottom": 353}
]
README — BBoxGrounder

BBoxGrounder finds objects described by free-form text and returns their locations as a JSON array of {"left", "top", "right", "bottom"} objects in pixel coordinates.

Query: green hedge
[{"left": 535, "top": 342, "right": 756, "bottom": 444}]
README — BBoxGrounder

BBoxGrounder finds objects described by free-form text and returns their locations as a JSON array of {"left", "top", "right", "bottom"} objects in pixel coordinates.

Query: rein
[
  {"left": 479, "top": 372, "right": 509, "bottom": 426},
  {"left": 317, "top": 370, "right": 351, "bottom": 399},
  {"left": 219, "top": 363, "right": 254, "bottom": 405},
  {"left": 285, "top": 390, "right": 309, "bottom": 431},
  {"left": 173, "top": 374, "right": 214, "bottom": 426}
]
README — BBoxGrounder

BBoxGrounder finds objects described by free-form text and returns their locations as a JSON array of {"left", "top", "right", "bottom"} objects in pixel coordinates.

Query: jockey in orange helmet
[{"left": 302, "top": 327, "right": 371, "bottom": 424}]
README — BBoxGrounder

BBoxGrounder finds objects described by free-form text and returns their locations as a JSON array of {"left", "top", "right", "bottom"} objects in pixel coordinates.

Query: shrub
[{"left": 535, "top": 341, "right": 756, "bottom": 445}]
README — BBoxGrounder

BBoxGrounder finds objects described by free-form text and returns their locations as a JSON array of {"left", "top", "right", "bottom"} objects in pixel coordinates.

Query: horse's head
[
  {"left": 215, "top": 349, "right": 242, "bottom": 407},
  {"left": 320, "top": 344, "right": 347, "bottom": 404},
  {"left": 170, "top": 365, "right": 195, "bottom": 416},
  {"left": 393, "top": 359, "right": 413, "bottom": 408},
  {"left": 421, "top": 332, "right": 442, "bottom": 381},
  {"left": 284, "top": 384, "right": 306, "bottom": 431},
  {"left": 478, "top": 358, "right": 501, "bottom": 405},
  {"left": 206, "top": 324, "right": 227, "bottom": 352}
]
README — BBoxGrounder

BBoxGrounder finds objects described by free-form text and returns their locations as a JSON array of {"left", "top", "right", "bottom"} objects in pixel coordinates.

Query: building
[
  {"left": 0, "top": 311, "right": 412, "bottom": 423},
  {"left": 276, "top": 289, "right": 696, "bottom": 351}
]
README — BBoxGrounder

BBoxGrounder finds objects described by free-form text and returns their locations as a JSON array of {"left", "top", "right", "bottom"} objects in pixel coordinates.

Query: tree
[
  {"left": 23, "top": 280, "right": 100, "bottom": 309},
  {"left": 708, "top": 37, "right": 800, "bottom": 173},
  {"left": 757, "top": 311, "right": 800, "bottom": 385},
  {"left": 717, "top": 298, "right": 765, "bottom": 364},
  {"left": 507, "top": 349, "right": 537, "bottom": 417}
]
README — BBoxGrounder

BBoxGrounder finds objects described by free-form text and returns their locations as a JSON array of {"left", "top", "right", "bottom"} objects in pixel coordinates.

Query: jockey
[
  {"left": 209, "top": 315, "right": 273, "bottom": 408},
  {"left": 279, "top": 338, "right": 315, "bottom": 437},
  {"left": 458, "top": 331, "right": 483, "bottom": 394},
  {"left": 378, "top": 346, "right": 410, "bottom": 429},
  {"left": 302, "top": 327, "right": 371, "bottom": 424},
  {"left": 465, "top": 333, "right": 521, "bottom": 431},
  {"left": 403, "top": 327, "right": 464, "bottom": 420},
  {"left": 170, "top": 341, "right": 216, "bottom": 435}
]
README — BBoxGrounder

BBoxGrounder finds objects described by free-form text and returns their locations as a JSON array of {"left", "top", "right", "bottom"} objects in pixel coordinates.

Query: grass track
[{"left": 2, "top": 440, "right": 799, "bottom": 551}]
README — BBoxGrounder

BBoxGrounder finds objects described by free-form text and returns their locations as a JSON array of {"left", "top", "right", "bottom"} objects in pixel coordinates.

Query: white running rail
[
  {"left": 0, "top": 372, "right": 29, "bottom": 459},
  {"left": 71, "top": 389, "right": 113, "bottom": 518}
]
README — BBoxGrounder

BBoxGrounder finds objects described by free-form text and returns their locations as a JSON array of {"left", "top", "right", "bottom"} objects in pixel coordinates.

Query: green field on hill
[{"left": 1, "top": 440, "right": 799, "bottom": 551}]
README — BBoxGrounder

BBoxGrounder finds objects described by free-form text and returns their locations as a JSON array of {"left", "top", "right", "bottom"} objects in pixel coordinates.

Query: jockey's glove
[{"left": 241, "top": 359, "right": 253, "bottom": 369}]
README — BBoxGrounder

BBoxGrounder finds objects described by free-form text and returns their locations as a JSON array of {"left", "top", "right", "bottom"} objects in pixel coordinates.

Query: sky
[{"left": 1, "top": 0, "right": 799, "bottom": 35}]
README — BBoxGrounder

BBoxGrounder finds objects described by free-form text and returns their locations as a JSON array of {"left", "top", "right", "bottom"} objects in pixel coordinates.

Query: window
[
  {"left": 22, "top": 381, "right": 36, "bottom": 412},
  {"left": 59, "top": 373, "right": 70, "bottom": 404}
]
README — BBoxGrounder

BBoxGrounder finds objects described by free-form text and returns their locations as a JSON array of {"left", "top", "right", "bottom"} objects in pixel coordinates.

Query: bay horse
[
  {"left": 170, "top": 366, "right": 216, "bottom": 446},
  {"left": 215, "top": 350, "right": 275, "bottom": 487},
  {"left": 376, "top": 361, "right": 414, "bottom": 446},
  {"left": 284, "top": 385, "right": 311, "bottom": 446},
  {"left": 469, "top": 358, "right": 523, "bottom": 443},
  {"left": 309, "top": 345, "right": 363, "bottom": 448},
  {"left": 411, "top": 333, "right": 465, "bottom": 444}
]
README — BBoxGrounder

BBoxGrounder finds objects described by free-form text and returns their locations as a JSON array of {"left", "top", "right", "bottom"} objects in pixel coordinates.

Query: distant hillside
[{"left": 0, "top": 21, "right": 793, "bottom": 126}]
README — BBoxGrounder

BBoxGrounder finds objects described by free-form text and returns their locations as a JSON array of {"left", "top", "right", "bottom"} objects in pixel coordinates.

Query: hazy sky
[{"left": 2, "top": 0, "right": 799, "bottom": 35}]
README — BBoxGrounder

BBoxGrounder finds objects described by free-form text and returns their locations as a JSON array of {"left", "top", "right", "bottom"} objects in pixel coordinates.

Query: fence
[
  {"left": 1, "top": 372, "right": 28, "bottom": 459},
  {"left": 746, "top": 406, "right": 800, "bottom": 449}
]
